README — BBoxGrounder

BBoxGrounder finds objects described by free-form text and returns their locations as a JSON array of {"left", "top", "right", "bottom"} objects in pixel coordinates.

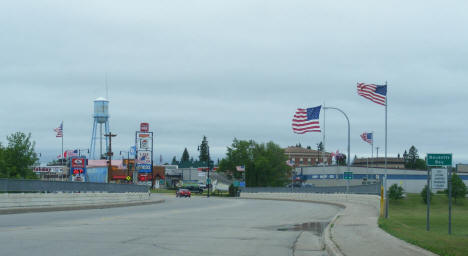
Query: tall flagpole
[
  {"left": 385, "top": 82, "right": 388, "bottom": 218},
  {"left": 323, "top": 102, "right": 326, "bottom": 166},
  {"left": 371, "top": 131, "right": 374, "bottom": 168},
  {"left": 61, "top": 121, "right": 64, "bottom": 165}
]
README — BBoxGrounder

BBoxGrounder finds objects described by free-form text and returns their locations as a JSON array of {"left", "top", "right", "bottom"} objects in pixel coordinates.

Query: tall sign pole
[
  {"left": 104, "top": 132, "right": 117, "bottom": 183},
  {"left": 426, "top": 153, "right": 452, "bottom": 234}
]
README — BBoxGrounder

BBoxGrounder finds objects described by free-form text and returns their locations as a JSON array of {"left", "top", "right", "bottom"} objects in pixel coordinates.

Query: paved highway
[{"left": 0, "top": 195, "right": 340, "bottom": 256}]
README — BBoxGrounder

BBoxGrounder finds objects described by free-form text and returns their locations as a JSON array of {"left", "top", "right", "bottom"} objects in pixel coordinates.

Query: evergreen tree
[
  {"left": 407, "top": 146, "right": 418, "bottom": 168},
  {"left": 171, "top": 156, "right": 178, "bottom": 165},
  {"left": 199, "top": 136, "right": 210, "bottom": 165},
  {"left": 181, "top": 148, "right": 190, "bottom": 163},
  {"left": 450, "top": 173, "right": 467, "bottom": 203}
]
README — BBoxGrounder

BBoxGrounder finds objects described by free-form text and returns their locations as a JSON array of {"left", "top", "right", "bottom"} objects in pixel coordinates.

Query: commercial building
[
  {"left": 352, "top": 157, "right": 405, "bottom": 169},
  {"left": 284, "top": 146, "right": 332, "bottom": 167}
]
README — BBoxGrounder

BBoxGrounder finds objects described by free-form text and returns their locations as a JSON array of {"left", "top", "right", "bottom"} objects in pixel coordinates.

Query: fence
[
  {"left": 0, "top": 179, "right": 149, "bottom": 193},
  {"left": 241, "top": 183, "right": 380, "bottom": 195}
]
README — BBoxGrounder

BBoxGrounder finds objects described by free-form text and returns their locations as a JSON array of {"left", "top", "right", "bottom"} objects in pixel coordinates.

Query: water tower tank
[{"left": 93, "top": 97, "right": 109, "bottom": 123}]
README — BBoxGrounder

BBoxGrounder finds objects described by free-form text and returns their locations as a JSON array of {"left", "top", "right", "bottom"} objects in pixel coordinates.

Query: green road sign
[
  {"left": 233, "top": 181, "right": 239, "bottom": 187},
  {"left": 427, "top": 153, "right": 452, "bottom": 166},
  {"left": 344, "top": 171, "right": 353, "bottom": 180},
  {"left": 206, "top": 178, "right": 211, "bottom": 185}
]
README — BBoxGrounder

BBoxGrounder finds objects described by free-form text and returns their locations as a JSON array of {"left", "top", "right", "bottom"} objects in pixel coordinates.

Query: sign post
[{"left": 426, "top": 153, "right": 453, "bottom": 234}]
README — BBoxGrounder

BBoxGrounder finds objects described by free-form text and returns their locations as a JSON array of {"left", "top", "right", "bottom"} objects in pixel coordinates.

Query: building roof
[
  {"left": 353, "top": 157, "right": 404, "bottom": 164},
  {"left": 284, "top": 146, "right": 330, "bottom": 155}
]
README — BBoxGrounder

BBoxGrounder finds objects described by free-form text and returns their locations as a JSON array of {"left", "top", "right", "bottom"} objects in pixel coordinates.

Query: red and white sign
[
  {"left": 140, "top": 122, "right": 149, "bottom": 132},
  {"left": 71, "top": 158, "right": 85, "bottom": 168}
]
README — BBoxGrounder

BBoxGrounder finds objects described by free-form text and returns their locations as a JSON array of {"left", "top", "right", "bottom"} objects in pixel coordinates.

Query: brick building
[{"left": 284, "top": 146, "right": 332, "bottom": 167}]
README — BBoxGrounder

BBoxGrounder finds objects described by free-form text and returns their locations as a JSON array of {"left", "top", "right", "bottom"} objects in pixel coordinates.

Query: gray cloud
[{"left": 1, "top": 0, "right": 467, "bottom": 165}]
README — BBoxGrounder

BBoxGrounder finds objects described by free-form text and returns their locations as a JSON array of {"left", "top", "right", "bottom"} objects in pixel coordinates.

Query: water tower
[{"left": 90, "top": 97, "right": 110, "bottom": 159}]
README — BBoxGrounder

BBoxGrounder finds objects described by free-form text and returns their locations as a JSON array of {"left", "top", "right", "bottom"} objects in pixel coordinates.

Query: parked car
[{"left": 176, "top": 189, "right": 191, "bottom": 198}]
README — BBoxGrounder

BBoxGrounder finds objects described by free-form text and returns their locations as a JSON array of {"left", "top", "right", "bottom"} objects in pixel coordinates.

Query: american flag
[
  {"left": 357, "top": 83, "right": 387, "bottom": 106},
  {"left": 360, "top": 132, "right": 373, "bottom": 144},
  {"left": 236, "top": 166, "right": 245, "bottom": 172},
  {"left": 292, "top": 106, "right": 321, "bottom": 134},
  {"left": 54, "top": 122, "right": 63, "bottom": 138}
]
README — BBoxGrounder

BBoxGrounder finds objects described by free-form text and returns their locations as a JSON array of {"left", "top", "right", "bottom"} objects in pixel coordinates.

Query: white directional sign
[{"left": 431, "top": 168, "right": 448, "bottom": 190}]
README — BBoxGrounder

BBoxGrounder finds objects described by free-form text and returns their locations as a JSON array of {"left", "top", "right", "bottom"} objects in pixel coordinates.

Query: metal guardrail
[
  {"left": 241, "top": 183, "right": 380, "bottom": 195},
  {"left": 0, "top": 179, "right": 149, "bottom": 193}
]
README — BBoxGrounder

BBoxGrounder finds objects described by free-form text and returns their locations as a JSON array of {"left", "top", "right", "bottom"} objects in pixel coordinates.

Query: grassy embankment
[{"left": 379, "top": 193, "right": 468, "bottom": 256}]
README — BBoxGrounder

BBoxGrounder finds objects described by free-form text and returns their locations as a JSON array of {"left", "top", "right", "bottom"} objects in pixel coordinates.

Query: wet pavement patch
[{"left": 263, "top": 222, "right": 329, "bottom": 236}]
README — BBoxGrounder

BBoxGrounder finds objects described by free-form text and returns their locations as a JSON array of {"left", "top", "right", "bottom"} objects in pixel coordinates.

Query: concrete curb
[
  {"left": 0, "top": 199, "right": 165, "bottom": 215},
  {"left": 240, "top": 196, "right": 345, "bottom": 256}
]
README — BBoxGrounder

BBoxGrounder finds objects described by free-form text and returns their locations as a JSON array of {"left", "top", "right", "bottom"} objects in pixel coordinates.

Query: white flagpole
[
  {"left": 61, "top": 121, "right": 64, "bottom": 165},
  {"left": 385, "top": 82, "right": 388, "bottom": 218},
  {"left": 371, "top": 131, "right": 374, "bottom": 167},
  {"left": 323, "top": 102, "right": 326, "bottom": 166}
]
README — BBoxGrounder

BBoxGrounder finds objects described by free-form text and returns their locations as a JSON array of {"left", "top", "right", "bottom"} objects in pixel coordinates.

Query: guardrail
[
  {"left": 0, "top": 179, "right": 149, "bottom": 193},
  {"left": 241, "top": 183, "right": 380, "bottom": 195}
]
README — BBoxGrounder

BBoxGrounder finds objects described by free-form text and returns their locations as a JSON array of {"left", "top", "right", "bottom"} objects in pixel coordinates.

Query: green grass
[
  {"left": 150, "top": 188, "right": 176, "bottom": 194},
  {"left": 379, "top": 194, "right": 468, "bottom": 256}
]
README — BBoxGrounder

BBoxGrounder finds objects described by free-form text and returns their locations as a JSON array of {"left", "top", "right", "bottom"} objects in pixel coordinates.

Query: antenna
[{"left": 105, "top": 73, "right": 109, "bottom": 99}]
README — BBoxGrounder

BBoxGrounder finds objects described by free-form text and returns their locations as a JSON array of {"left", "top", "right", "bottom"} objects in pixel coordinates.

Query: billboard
[
  {"left": 136, "top": 130, "right": 153, "bottom": 174},
  {"left": 70, "top": 157, "right": 87, "bottom": 182}
]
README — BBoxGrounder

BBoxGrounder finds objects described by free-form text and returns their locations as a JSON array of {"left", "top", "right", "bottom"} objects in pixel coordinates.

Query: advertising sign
[
  {"left": 71, "top": 158, "right": 86, "bottom": 168},
  {"left": 137, "top": 151, "right": 152, "bottom": 164},
  {"left": 71, "top": 167, "right": 86, "bottom": 182},
  {"left": 138, "top": 137, "right": 152, "bottom": 150},
  {"left": 136, "top": 130, "right": 153, "bottom": 174},
  {"left": 70, "top": 157, "right": 87, "bottom": 182},
  {"left": 431, "top": 168, "right": 448, "bottom": 190},
  {"left": 140, "top": 122, "right": 149, "bottom": 132}
]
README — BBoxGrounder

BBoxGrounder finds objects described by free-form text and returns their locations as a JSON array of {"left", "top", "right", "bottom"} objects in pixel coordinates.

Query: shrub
[
  {"left": 388, "top": 184, "right": 404, "bottom": 200},
  {"left": 421, "top": 184, "right": 433, "bottom": 204}
]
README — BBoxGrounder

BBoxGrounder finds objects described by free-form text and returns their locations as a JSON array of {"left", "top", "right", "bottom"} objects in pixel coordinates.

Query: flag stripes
[
  {"left": 292, "top": 106, "right": 321, "bottom": 134},
  {"left": 357, "top": 83, "right": 386, "bottom": 106}
]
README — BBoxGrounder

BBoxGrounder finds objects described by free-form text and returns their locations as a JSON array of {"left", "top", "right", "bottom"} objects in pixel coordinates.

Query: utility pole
[
  {"left": 104, "top": 132, "right": 117, "bottom": 183},
  {"left": 376, "top": 147, "right": 380, "bottom": 158}
]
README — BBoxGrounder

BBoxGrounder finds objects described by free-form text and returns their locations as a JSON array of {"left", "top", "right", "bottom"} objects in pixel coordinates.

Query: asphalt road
[{"left": 0, "top": 195, "right": 340, "bottom": 256}]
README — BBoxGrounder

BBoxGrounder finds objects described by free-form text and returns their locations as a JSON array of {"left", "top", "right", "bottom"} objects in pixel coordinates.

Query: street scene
[{"left": 1, "top": 1, "right": 468, "bottom": 256}]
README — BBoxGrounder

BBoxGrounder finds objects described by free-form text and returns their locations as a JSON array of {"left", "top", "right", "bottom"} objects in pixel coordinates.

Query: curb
[{"left": 0, "top": 199, "right": 165, "bottom": 215}]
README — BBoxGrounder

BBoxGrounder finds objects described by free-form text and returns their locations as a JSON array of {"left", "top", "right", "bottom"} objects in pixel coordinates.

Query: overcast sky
[{"left": 1, "top": 0, "right": 467, "bottom": 165}]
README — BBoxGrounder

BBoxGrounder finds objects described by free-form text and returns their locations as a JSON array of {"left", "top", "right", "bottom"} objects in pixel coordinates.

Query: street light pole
[{"left": 323, "top": 106, "right": 351, "bottom": 193}]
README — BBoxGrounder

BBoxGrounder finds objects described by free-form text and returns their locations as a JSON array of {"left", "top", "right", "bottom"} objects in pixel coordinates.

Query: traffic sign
[
  {"left": 427, "top": 153, "right": 452, "bottom": 166},
  {"left": 206, "top": 178, "right": 211, "bottom": 185},
  {"left": 343, "top": 171, "right": 353, "bottom": 180},
  {"left": 431, "top": 168, "right": 448, "bottom": 190},
  {"left": 126, "top": 176, "right": 131, "bottom": 181},
  {"left": 233, "top": 181, "right": 239, "bottom": 187}
]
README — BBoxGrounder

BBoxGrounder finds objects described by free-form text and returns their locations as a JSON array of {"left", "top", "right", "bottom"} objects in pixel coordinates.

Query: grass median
[{"left": 378, "top": 193, "right": 468, "bottom": 256}]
